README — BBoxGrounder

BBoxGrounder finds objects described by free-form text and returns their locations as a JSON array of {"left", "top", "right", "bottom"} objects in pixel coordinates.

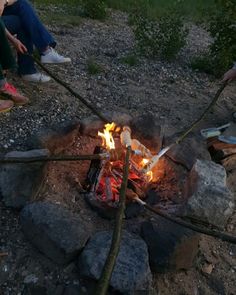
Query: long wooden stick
[
  {"left": 31, "top": 55, "right": 109, "bottom": 123},
  {"left": 0, "top": 153, "right": 109, "bottom": 164},
  {"left": 135, "top": 198, "right": 236, "bottom": 244},
  {"left": 176, "top": 81, "right": 228, "bottom": 144},
  {"left": 95, "top": 146, "right": 131, "bottom": 295}
]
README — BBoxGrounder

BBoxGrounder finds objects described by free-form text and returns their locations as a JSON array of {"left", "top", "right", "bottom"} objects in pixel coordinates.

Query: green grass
[
  {"left": 33, "top": 0, "right": 81, "bottom": 26},
  {"left": 120, "top": 54, "right": 139, "bottom": 66},
  {"left": 87, "top": 59, "right": 104, "bottom": 75},
  {"left": 106, "top": 0, "right": 215, "bottom": 21},
  {"left": 33, "top": 0, "right": 215, "bottom": 23}
]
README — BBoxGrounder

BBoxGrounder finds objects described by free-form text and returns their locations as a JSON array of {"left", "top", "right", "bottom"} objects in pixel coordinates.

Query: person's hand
[
  {"left": 0, "top": 1, "right": 4, "bottom": 15},
  {"left": 223, "top": 68, "right": 236, "bottom": 82},
  {"left": 12, "top": 37, "right": 27, "bottom": 54}
]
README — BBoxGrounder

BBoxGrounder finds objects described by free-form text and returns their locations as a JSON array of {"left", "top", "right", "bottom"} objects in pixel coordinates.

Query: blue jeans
[{"left": 2, "top": 0, "right": 56, "bottom": 75}]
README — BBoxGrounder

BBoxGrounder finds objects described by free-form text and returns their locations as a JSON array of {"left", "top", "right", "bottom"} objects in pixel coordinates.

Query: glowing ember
[
  {"left": 94, "top": 123, "right": 159, "bottom": 204},
  {"left": 98, "top": 122, "right": 116, "bottom": 150}
]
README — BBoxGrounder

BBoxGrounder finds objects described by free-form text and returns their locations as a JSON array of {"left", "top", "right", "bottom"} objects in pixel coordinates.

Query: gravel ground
[{"left": 0, "top": 9, "right": 236, "bottom": 295}]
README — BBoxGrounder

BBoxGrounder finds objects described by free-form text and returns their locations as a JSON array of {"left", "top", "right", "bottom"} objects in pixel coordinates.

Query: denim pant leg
[
  {"left": 2, "top": 15, "right": 37, "bottom": 75},
  {"left": 3, "top": 0, "right": 56, "bottom": 52}
]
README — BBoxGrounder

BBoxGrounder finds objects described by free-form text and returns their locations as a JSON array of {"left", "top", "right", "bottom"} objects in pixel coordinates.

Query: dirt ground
[{"left": 0, "top": 9, "right": 236, "bottom": 295}]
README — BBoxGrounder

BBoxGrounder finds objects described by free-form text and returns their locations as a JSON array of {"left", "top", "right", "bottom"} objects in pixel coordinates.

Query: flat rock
[
  {"left": 38, "top": 122, "right": 80, "bottom": 154},
  {"left": 78, "top": 230, "right": 152, "bottom": 293},
  {"left": 183, "top": 159, "right": 235, "bottom": 228},
  {"left": 166, "top": 137, "right": 211, "bottom": 170},
  {"left": 141, "top": 220, "right": 200, "bottom": 273},
  {"left": 0, "top": 149, "right": 49, "bottom": 209},
  {"left": 20, "top": 202, "right": 90, "bottom": 265}
]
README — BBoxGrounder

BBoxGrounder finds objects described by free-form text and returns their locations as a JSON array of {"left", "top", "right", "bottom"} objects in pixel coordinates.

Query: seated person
[
  {"left": 1, "top": 0, "right": 71, "bottom": 83},
  {"left": 0, "top": 17, "right": 28, "bottom": 112}
]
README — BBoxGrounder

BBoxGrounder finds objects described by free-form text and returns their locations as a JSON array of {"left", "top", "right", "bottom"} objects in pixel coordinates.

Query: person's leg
[
  {"left": 2, "top": 15, "right": 51, "bottom": 82},
  {"left": 2, "top": 15, "right": 37, "bottom": 75},
  {"left": 0, "top": 18, "right": 16, "bottom": 72},
  {"left": 3, "top": 0, "right": 56, "bottom": 52}
]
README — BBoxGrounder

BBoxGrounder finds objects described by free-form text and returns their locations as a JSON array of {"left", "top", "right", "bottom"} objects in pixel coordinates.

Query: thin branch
[
  {"left": 95, "top": 146, "right": 131, "bottom": 295},
  {"left": 0, "top": 153, "right": 109, "bottom": 164},
  {"left": 30, "top": 54, "right": 109, "bottom": 123},
  {"left": 176, "top": 81, "right": 228, "bottom": 144},
  {"left": 135, "top": 198, "right": 236, "bottom": 244}
]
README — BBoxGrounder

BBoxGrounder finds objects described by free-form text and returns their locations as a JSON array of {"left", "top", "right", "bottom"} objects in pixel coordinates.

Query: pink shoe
[
  {"left": 0, "top": 99, "right": 14, "bottom": 113},
  {"left": 0, "top": 83, "right": 29, "bottom": 105}
]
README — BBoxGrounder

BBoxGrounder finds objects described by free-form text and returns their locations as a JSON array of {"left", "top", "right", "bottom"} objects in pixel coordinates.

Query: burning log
[{"left": 87, "top": 146, "right": 107, "bottom": 192}]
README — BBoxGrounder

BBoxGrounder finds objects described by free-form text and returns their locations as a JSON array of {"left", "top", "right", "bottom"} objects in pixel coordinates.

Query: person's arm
[{"left": 223, "top": 63, "right": 236, "bottom": 82}]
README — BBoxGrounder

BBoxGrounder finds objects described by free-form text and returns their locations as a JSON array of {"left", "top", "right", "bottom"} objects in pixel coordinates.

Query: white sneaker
[
  {"left": 22, "top": 73, "right": 51, "bottom": 83},
  {"left": 41, "top": 48, "right": 71, "bottom": 64}
]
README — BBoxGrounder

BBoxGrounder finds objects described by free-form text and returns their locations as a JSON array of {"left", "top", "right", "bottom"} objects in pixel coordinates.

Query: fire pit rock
[
  {"left": 0, "top": 149, "right": 49, "bottom": 209},
  {"left": 141, "top": 219, "right": 200, "bottom": 273},
  {"left": 130, "top": 114, "right": 162, "bottom": 152},
  {"left": 77, "top": 230, "right": 152, "bottom": 293},
  {"left": 20, "top": 202, "right": 90, "bottom": 265},
  {"left": 166, "top": 136, "right": 211, "bottom": 170},
  {"left": 183, "top": 159, "right": 235, "bottom": 229}
]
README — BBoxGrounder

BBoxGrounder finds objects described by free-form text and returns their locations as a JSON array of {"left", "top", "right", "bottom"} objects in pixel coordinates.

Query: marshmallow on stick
[
  {"left": 131, "top": 139, "right": 152, "bottom": 158},
  {"left": 142, "top": 146, "right": 171, "bottom": 173},
  {"left": 120, "top": 126, "right": 132, "bottom": 147}
]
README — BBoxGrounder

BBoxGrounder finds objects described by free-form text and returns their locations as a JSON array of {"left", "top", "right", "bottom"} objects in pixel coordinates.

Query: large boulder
[
  {"left": 0, "top": 149, "right": 49, "bottom": 208},
  {"left": 183, "top": 159, "right": 235, "bottom": 228},
  {"left": 78, "top": 230, "right": 152, "bottom": 293},
  {"left": 141, "top": 220, "right": 200, "bottom": 273},
  {"left": 20, "top": 202, "right": 90, "bottom": 265}
]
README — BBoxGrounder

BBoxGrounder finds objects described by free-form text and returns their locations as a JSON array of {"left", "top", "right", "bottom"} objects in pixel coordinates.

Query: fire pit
[{"left": 0, "top": 113, "right": 234, "bottom": 293}]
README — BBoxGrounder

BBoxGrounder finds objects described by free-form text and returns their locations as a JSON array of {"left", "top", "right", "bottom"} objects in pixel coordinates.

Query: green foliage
[
  {"left": 81, "top": 0, "right": 107, "bottom": 20},
  {"left": 87, "top": 59, "right": 103, "bottom": 75},
  {"left": 120, "top": 54, "right": 138, "bottom": 66},
  {"left": 131, "top": 1, "right": 188, "bottom": 61},
  {"left": 192, "top": 0, "right": 236, "bottom": 77}
]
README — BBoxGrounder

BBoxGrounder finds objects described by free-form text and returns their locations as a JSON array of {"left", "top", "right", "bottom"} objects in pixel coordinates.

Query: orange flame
[
  {"left": 142, "top": 159, "right": 153, "bottom": 182},
  {"left": 98, "top": 122, "right": 116, "bottom": 150}
]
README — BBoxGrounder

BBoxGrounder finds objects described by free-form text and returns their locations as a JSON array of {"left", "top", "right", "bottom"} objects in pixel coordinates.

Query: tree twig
[
  {"left": 135, "top": 198, "right": 236, "bottom": 244},
  {"left": 95, "top": 146, "right": 131, "bottom": 295},
  {"left": 31, "top": 54, "right": 109, "bottom": 123},
  {"left": 0, "top": 153, "right": 109, "bottom": 164}
]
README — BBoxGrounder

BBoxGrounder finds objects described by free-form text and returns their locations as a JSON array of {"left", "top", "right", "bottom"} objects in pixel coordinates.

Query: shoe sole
[
  {"left": 40, "top": 60, "right": 71, "bottom": 64},
  {"left": 14, "top": 101, "right": 29, "bottom": 106},
  {"left": 0, "top": 106, "right": 13, "bottom": 113}
]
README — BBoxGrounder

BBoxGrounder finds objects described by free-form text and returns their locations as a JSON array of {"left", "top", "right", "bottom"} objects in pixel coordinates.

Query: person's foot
[
  {"left": 0, "top": 99, "right": 14, "bottom": 113},
  {"left": 0, "top": 83, "right": 29, "bottom": 105},
  {"left": 41, "top": 48, "right": 71, "bottom": 64},
  {"left": 22, "top": 72, "right": 51, "bottom": 83}
]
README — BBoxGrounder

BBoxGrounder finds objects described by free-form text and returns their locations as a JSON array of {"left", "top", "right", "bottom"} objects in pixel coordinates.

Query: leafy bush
[
  {"left": 131, "top": 1, "right": 188, "bottom": 61},
  {"left": 81, "top": 0, "right": 107, "bottom": 20},
  {"left": 192, "top": 0, "right": 236, "bottom": 77}
]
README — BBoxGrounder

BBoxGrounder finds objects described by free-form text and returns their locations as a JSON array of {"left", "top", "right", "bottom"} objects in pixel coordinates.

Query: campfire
[{"left": 86, "top": 122, "right": 170, "bottom": 211}]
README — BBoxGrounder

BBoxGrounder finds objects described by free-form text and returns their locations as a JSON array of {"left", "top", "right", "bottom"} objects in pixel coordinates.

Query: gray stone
[
  {"left": 183, "top": 159, "right": 235, "bottom": 228},
  {"left": 166, "top": 137, "right": 211, "bottom": 170},
  {"left": 80, "top": 111, "right": 132, "bottom": 137},
  {"left": 0, "top": 149, "right": 49, "bottom": 208},
  {"left": 141, "top": 220, "right": 200, "bottom": 273},
  {"left": 20, "top": 202, "right": 90, "bottom": 265},
  {"left": 130, "top": 114, "right": 162, "bottom": 153},
  {"left": 78, "top": 230, "right": 152, "bottom": 293}
]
